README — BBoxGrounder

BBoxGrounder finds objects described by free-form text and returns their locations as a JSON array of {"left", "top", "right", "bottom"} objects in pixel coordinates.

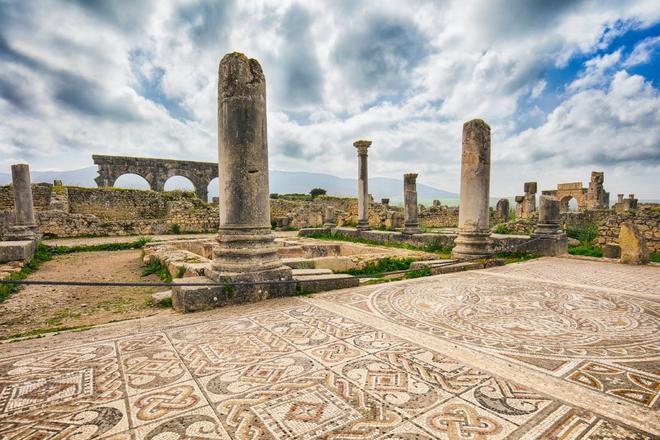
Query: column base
[
  {"left": 5, "top": 225, "right": 38, "bottom": 241},
  {"left": 402, "top": 224, "right": 422, "bottom": 235},
  {"left": 529, "top": 233, "right": 568, "bottom": 256},
  {"left": 212, "top": 227, "right": 282, "bottom": 273},
  {"left": 451, "top": 230, "right": 491, "bottom": 259},
  {"left": 172, "top": 266, "right": 294, "bottom": 313},
  {"left": 356, "top": 221, "right": 371, "bottom": 231}
]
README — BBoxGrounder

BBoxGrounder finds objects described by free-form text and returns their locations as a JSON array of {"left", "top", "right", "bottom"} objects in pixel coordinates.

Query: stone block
[
  {"left": 0, "top": 240, "right": 36, "bottom": 263},
  {"left": 602, "top": 243, "right": 621, "bottom": 259},
  {"left": 294, "top": 274, "right": 359, "bottom": 293},
  {"left": 619, "top": 223, "right": 649, "bottom": 265}
]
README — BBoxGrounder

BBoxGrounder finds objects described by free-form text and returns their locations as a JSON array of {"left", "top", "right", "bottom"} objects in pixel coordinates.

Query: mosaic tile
[
  {"left": 304, "top": 340, "right": 368, "bottom": 366},
  {"left": 412, "top": 396, "right": 518, "bottom": 439},
  {"left": 346, "top": 330, "right": 406, "bottom": 353},
  {"left": 132, "top": 405, "right": 230, "bottom": 439},
  {"left": 566, "top": 361, "right": 660, "bottom": 408},
  {"left": 120, "top": 348, "right": 190, "bottom": 396},
  {"left": 199, "top": 352, "right": 321, "bottom": 403},
  {"left": 333, "top": 355, "right": 453, "bottom": 417},
  {"left": 128, "top": 380, "right": 208, "bottom": 427}
]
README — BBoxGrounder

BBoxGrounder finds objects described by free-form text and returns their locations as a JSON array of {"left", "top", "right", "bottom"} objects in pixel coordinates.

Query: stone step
[
  {"left": 292, "top": 268, "right": 333, "bottom": 276},
  {"left": 294, "top": 274, "right": 359, "bottom": 293}
]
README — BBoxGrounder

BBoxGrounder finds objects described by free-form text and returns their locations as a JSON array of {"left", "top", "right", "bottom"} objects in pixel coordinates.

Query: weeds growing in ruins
[
  {"left": 651, "top": 252, "right": 660, "bottom": 263},
  {"left": 403, "top": 267, "right": 432, "bottom": 279},
  {"left": 566, "top": 224, "right": 603, "bottom": 257},
  {"left": 141, "top": 259, "right": 172, "bottom": 283},
  {"left": 344, "top": 257, "right": 415, "bottom": 276},
  {"left": 45, "top": 237, "right": 152, "bottom": 255},
  {"left": 170, "top": 223, "right": 182, "bottom": 234}
]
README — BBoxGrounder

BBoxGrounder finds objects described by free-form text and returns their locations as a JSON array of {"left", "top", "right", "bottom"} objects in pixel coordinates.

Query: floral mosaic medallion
[{"left": 369, "top": 274, "right": 660, "bottom": 360}]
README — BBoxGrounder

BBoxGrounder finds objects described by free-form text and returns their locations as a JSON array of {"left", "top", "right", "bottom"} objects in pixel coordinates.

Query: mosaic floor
[{"left": 0, "top": 257, "right": 658, "bottom": 439}]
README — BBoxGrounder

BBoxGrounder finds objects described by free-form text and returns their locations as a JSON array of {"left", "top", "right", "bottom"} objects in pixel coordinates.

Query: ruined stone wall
[
  {"left": 596, "top": 208, "right": 660, "bottom": 252},
  {"left": 418, "top": 205, "right": 460, "bottom": 228},
  {"left": 66, "top": 187, "right": 170, "bottom": 221},
  {"left": 0, "top": 184, "right": 53, "bottom": 211},
  {"left": 270, "top": 197, "right": 390, "bottom": 228}
]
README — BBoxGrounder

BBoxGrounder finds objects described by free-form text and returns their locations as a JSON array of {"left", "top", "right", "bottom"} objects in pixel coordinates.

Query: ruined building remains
[
  {"left": 542, "top": 171, "right": 610, "bottom": 212},
  {"left": 452, "top": 119, "right": 492, "bottom": 259},
  {"left": 514, "top": 182, "right": 537, "bottom": 219},
  {"left": 93, "top": 154, "right": 218, "bottom": 202}
]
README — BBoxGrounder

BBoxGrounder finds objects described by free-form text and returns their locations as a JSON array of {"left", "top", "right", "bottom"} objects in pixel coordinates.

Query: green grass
[
  {"left": 343, "top": 257, "right": 415, "bottom": 276},
  {"left": 4, "top": 324, "right": 93, "bottom": 341},
  {"left": 403, "top": 267, "right": 432, "bottom": 279},
  {"left": 141, "top": 259, "right": 172, "bottom": 283},
  {"left": 651, "top": 252, "right": 660, "bottom": 263},
  {"left": 493, "top": 224, "right": 509, "bottom": 234},
  {"left": 45, "top": 237, "right": 152, "bottom": 255},
  {"left": 568, "top": 244, "right": 603, "bottom": 257},
  {"left": 0, "top": 245, "right": 53, "bottom": 303},
  {"left": 566, "top": 223, "right": 602, "bottom": 257},
  {"left": 565, "top": 224, "right": 599, "bottom": 244},
  {"left": 169, "top": 223, "right": 182, "bottom": 234}
]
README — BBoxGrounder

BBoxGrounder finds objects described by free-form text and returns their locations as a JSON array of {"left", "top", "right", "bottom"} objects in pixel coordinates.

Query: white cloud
[{"left": 0, "top": 0, "right": 659, "bottom": 199}]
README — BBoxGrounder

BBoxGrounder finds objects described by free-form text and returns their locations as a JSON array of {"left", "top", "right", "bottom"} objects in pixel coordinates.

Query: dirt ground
[{"left": 0, "top": 250, "right": 172, "bottom": 340}]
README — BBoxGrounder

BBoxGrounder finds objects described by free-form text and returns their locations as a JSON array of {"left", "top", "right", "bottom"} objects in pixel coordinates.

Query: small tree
[{"left": 310, "top": 188, "right": 327, "bottom": 198}]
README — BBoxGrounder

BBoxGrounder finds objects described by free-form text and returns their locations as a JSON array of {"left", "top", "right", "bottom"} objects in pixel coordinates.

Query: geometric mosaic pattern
[{"left": 0, "top": 258, "right": 658, "bottom": 439}]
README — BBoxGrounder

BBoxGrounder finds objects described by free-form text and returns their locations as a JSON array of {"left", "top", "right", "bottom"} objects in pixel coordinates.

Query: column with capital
[{"left": 354, "top": 140, "right": 372, "bottom": 231}]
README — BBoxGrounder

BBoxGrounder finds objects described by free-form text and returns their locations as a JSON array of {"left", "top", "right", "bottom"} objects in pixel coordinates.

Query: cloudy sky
[{"left": 1, "top": 0, "right": 659, "bottom": 198}]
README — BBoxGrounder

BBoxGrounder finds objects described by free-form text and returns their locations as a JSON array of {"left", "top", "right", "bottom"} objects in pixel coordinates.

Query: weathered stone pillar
[
  {"left": 619, "top": 223, "right": 649, "bottom": 265},
  {"left": 496, "top": 198, "right": 509, "bottom": 223},
  {"left": 381, "top": 198, "right": 390, "bottom": 208},
  {"left": 530, "top": 195, "right": 567, "bottom": 256},
  {"left": 208, "top": 52, "right": 291, "bottom": 286},
  {"left": 452, "top": 119, "right": 491, "bottom": 259},
  {"left": 522, "top": 182, "right": 537, "bottom": 218},
  {"left": 403, "top": 173, "right": 421, "bottom": 235},
  {"left": 354, "top": 140, "right": 372, "bottom": 231},
  {"left": 617, "top": 194, "right": 624, "bottom": 203},
  {"left": 514, "top": 195, "right": 524, "bottom": 219},
  {"left": 6, "top": 164, "right": 38, "bottom": 241},
  {"left": 323, "top": 205, "right": 336, "bottom": 228}
]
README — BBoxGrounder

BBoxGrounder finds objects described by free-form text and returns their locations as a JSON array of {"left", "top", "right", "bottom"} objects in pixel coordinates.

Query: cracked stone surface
[{"left": 0, "top": 257, "right": 658, "bottom": 439}]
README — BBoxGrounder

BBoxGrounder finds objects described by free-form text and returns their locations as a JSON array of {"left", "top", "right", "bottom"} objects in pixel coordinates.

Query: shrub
[
  {"left": 170, "top": 223, "right": 181, "bottom": 234},
  {"left": 566, "top": 224, "right": 598, "bottom": 244},
  {"left": 310, "top": 188, "right": 327, "bottom": 198}
]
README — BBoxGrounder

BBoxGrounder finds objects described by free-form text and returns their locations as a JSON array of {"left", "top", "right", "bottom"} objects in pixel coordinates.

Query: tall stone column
[
  {"left": 452, "top": 119, "right": 491, "bottom": 259},
  {"left": 495, "top": 198, "right": 509, "bottom": 223},
  {"left": 403, "top": 173, "right": 421, "bottom": 234},
  {"left": 354, "top": 140, "right": 372, "bottom": 231},
  {"left": 210, "top": 52, "right": 291, "bottom": 282},
  {"left": 6, "top": 164, "right": 38, "bottom": 241}
]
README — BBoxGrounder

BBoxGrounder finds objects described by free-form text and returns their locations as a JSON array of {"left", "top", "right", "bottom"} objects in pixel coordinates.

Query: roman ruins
[
  {"left": 93, "top": 154, "right": 218, "bottom": 201},
  {"left": 542, "top": 171, "right": 610, "bottom": 212},
  {"left": 402, "top": 173, "right": 421, "bottom": 235},
  {"left": 530, "top": 195, "right": 568, "bottom": 256},
  {"left": 452, "top": 119, "right": 492, "bottom": 259},
  {"left": 354, "top": 140, "right": 372, "bottom": 231},
  {"left": 323, "top": 205, "right": 336, "bottom": 228},
  {"left": 0, "top": 164, "right": 38, "bottom": 262},
  {"left": 496, "top": 198, "right": 509, "bottom": 222}
]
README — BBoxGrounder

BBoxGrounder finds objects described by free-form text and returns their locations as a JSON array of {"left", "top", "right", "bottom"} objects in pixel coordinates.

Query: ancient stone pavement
[{"left": 0, "top": 258, "right": 658, "bottom": 439}]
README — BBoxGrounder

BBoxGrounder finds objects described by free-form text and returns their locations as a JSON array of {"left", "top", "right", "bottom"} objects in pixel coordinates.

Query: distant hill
[{"left": 0, "top": 166, "right": 458, "bottom": 205}]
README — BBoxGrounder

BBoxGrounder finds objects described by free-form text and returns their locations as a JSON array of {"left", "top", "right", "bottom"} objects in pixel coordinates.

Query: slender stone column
[
  {"left": 354, "top": 140, "right": 372, "bottom": 231},
  {"left": 210, "top": 52, "right": 288, "bottom": 277},
  {"left": 6, "top": 164, "right": 38, "bottom": 241},
  {"left": 402, "top": 173, "right": 421, "bottom": 235},
  {"left": 323, "top": 205, "right": 336, "bottom": 228},
  {"left": 452, "top": 119, "right": 491, "bottom": 259}
]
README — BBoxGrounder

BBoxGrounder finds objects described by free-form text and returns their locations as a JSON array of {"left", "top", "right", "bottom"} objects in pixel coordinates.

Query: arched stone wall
[{"left": 93, "top": 155, "right": 218, "bottom": 201}]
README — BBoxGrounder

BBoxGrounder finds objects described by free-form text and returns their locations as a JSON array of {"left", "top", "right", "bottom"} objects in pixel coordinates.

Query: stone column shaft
[
  {"left": 354, "top": 140, "right": 372, "bottom": 230},
  {"left": 211, "top": 53, "right": 285, "bottom": 275},
  {"left": 323, "top": 205, "right": 336, "bottom": 228},
  {"left": 6, "top": 164, "right": 38, "bottom": 241},
  {"left": 452, "top": 119, "right": 491, "bottom": 259},
  {"left": 403, "top": 173, "right": 421, "bottom": 234}
]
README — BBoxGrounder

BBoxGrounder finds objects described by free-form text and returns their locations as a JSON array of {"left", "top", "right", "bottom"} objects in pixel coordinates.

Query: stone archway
[
  {"left": 560, "top": 195, "right": 579, "bottom": 213},
  {"left": 93, "top": 155, "right": 218, "bottom": 201}
]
